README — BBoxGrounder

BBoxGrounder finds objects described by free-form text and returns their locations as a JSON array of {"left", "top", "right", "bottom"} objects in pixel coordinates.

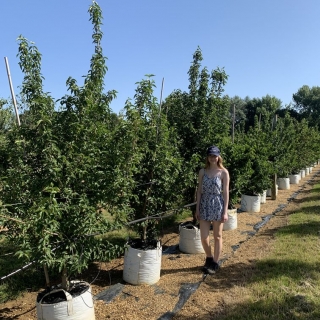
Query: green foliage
[
  {"left": 0, "top": 1, "right": 125, "bottom": 288},
  {"left": 164, "top": 47, "right": 230, "bottom": 213},
  {"left": 124, "top": 75, "right": 184, "bottom": 240},
  {"left": 0, "top": 236, "right": 47, "bottom": 303},
  {"left": 223, "top": 141, "right": 251, "bottom": 207},
  {"left": 243, "top": 95, "right": 282, "bottom": 132},
  {"left": 293, "top": 85, "right": 320, "bottom": 127},
  {"left": 226, "top": 126, "right": 273, "bottom": 198}
]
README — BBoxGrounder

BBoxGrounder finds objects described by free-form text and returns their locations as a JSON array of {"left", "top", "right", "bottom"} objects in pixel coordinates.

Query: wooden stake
[
  {"left": 232, "top": 104, "right": 235, "bottom": 143},
  {"left": 156, "top": 77, "right": 164, "bottom": 141},
  {"left": 271, "top": 114, "right": 278, "bottom": 200},
  {"left": 4, "top": 57, "right": 21, "bottom": 126},
  {"left": 159, "top": 77, "right": 164, "bottom": 110}
]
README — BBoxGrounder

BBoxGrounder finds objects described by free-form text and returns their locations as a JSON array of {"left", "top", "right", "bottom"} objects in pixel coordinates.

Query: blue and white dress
[{"left": 199, "top": 170, "right": 224, "bottom": 221}]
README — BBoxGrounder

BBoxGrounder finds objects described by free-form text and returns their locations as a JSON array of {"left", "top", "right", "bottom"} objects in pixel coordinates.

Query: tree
[
  {"left": 0, "top": 1, "right": 124, "bottom": 291},
  {"left": 164, "top": 47, "right": 230, "bottom": 219},
  {"left": 292, "top": 85, "right": 320, "bottom": 128},
  {"left": 124, "top": 76, "right": 184, "bottom": 241},
  {"left": 243, "top": 95, "right": 282, "bottom": 132}
]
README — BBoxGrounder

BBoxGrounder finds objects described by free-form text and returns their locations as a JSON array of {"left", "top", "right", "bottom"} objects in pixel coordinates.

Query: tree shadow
[
  {"left": 205, "top": 261, "right": 320, "bottom": 320},
  {"left": 285, "top": 204, "right": 320, "bottom": 220},
  {"left": 78, "top": 261, "right": 125, "bottom": 288},
  {"left": 197, "top": 294, "right": 318, "bottom": 320},
  {"left": 0, "top": 255, "right": 47, "bottom": 305},
  {"left": 0, "top": 306, "right": 36, "bottom": 320},
  {"left": 311, "top": 186, "right": 320, "bottom": 193},
  {"left": 291, "top": 194, "right": 320, "bottom": 204},
  {"left": 269, "top": 215, "right": 320, "bottom": 238}
]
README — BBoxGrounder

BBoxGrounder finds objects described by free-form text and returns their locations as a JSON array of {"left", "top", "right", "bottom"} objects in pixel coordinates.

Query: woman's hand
[{"left": 222, "top": 212, "right": 228, "bottom": 223}]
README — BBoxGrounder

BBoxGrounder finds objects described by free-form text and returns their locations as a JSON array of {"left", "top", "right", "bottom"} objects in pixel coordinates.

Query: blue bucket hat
[{"left": 207, "top": 146, "right": 220, "bottom": 156}]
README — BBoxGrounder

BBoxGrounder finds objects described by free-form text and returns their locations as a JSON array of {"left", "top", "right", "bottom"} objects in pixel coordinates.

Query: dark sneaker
[
  {"left": 202, "top": 257, "right": 213, "bottom": 272},
  {"left": 206, "top": 260, "right": 220, "bottom": 275}
]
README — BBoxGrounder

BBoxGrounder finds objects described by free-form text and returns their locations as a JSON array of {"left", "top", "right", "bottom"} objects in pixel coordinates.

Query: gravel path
[{"left": 1, "top": 167, "right": 319, "bottom": 320}]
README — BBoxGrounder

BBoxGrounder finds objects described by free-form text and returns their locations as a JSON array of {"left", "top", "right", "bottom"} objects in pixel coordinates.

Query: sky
[{"left": 1, "top": 0, "right": 320, "bottom": 114}]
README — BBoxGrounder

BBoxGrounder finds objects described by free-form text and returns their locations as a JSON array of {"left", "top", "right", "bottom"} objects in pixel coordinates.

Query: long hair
[{"left": 205, "top": 155, "right": 225, "bottom": 169}]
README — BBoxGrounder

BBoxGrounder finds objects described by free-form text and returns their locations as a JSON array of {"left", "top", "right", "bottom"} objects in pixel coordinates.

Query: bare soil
[{"left": 1, "top": 167, "right": 319, "bottom": 320}]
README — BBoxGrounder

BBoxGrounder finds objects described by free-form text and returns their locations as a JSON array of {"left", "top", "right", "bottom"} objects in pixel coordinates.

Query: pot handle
[{"left": 38, "top": 288, "right": 74, "bottom": 318}]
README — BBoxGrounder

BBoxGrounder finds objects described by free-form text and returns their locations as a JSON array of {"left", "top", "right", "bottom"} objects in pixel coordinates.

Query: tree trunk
[
  {"left": 271, "top": 173, "right": 277, "bottom": 200},
  {"left": 43, "top": 264, "right": 50, "bottom": 288},
  {"left": 61, "top": 267, "right": 68, "bottom": 291}
]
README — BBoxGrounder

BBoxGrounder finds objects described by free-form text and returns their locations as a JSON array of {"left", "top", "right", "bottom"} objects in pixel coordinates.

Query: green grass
[
  {"left": 219, "top": 183, "right": 320, "bottom": 320},
  {"left": 99, "top": 207, "right": 193, "bottom": 243}
]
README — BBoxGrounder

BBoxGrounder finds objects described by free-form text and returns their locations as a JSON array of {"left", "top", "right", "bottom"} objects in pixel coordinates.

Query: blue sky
[{"left": 1, "top": 0, "right": 320, "bottom": 114}]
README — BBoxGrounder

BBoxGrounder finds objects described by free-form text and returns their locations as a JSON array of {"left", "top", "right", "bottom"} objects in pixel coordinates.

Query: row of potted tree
[{"left": 1, "top": 1, "right": 320, "bottom": 319}]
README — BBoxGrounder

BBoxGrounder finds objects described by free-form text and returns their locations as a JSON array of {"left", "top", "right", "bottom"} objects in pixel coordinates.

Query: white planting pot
[
  {"left": 179, "top": 223, "right": 204, "bottom": 254},
  {"left": 223, "top": 208, "right": 237, "bottom": 231},
  {"left": 289, "top": 174, "right": 300, "bottom": 185},
  {"left": 36, "top": 281, "right": 95, "bottom": 320},
  {"left": 266, "top": 185, "right": 278, "bottom": 197},
  {"left": 277, "top": 178, "right": 290, "bottom": 190},
  {"left": 309, "top": 166, "right": 313, "bottom": 173},
  {"left": 305, "top": 167, "right": 310, "bottom": 175},
  {"left": 123, "top": 242, "right": 162, "bottom": 285},
  {"left": 300, "top": 169, "right": 305, "bottom": 178},
  {"left": 240, "top": 194, "right": 261, "bottom": 212},
  {"left": 260, "top": 190, "right": 267, "bottom": 204}
]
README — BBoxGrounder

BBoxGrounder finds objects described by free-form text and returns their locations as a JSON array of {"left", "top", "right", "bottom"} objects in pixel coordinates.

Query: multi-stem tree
[
  {"left": 124, "top": 76, "right": 184, "bottom": 242},
  {"left": 164, "top": 47, "right": 230, "bottom": 219},
  {"left": 0, "top": 1, "right": 127, "bottom": 291}
]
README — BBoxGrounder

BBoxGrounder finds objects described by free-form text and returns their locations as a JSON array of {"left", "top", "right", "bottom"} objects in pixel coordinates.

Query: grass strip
[{"left": 219, "top": 183, "right": 320, "bottom": 320}]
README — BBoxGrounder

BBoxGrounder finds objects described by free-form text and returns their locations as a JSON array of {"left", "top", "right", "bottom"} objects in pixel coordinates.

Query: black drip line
[{"left": 0, "top": 201, "right": 197, "bottom": 281}]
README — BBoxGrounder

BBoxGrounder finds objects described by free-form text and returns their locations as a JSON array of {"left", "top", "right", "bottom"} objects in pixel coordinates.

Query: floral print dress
[{"left": 199, "top": 170, "right": 224, "bottom": 221}]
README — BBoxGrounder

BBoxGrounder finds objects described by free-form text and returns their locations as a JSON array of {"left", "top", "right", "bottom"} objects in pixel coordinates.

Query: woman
[{"left": 195, "top": 145, "right": 230, "bottom": 274}]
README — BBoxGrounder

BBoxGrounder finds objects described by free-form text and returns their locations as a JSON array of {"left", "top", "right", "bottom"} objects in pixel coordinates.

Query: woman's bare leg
[
  {"left": 212, "top": 221, "right": 223, "bottom": 263},
  {"left": 199, "top": 220, "right": 212, "bottom": 257}
]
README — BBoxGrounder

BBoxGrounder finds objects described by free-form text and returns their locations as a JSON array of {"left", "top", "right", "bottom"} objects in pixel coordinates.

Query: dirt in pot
[
  {"left": 127, "top": 238, "right": 161, "bottom": 250},
  {"left": 37, "top": 282, "right": 89, "bottom": 304},
  {"left": 180, "top": 220, "right": 200, "bottom": 229}
]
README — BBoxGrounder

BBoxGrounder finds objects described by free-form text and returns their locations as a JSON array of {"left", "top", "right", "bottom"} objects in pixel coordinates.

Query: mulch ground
[{"left": 1, "top": 166, "right": 319, "bottom": 320}]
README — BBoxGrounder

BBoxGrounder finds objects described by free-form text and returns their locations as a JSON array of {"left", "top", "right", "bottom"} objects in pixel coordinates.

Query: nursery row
[{"left": 1, "top": 1, "right": 320, "bottom": 319}]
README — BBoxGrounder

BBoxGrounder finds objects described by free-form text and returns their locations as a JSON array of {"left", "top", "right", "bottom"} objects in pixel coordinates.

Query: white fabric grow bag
[
  {"left": 289, "top": 174, "right": 300, "bottom": 185},
  {"left": 305, "top": 167, "right": 310, "bottom": 175},
  {"left": 266, "top": 185, "right": 278, "bottom": 197},
  {"left": 123, "top": 242, "right": 162, "bottom": 285},
  {"left": 277, "top": 178, "right": 290, "bottom": 190},
  {"left": 240, "top": 194, "right": 261, "bottom": 212},
  {"left": 179, "top": 223, "right": 204, "bottom": 254},
  {"left": 260, "top": 190, "right": 267, "bottom": 204},
  {"left": 223, "top": 209, "right": 237, "bottom": 231},
  {"left": 300, "top": 169, "right": 305, "bottom": 178},
  {"left": 36, "top": 281, "right": 95, "bottom": 320}
]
